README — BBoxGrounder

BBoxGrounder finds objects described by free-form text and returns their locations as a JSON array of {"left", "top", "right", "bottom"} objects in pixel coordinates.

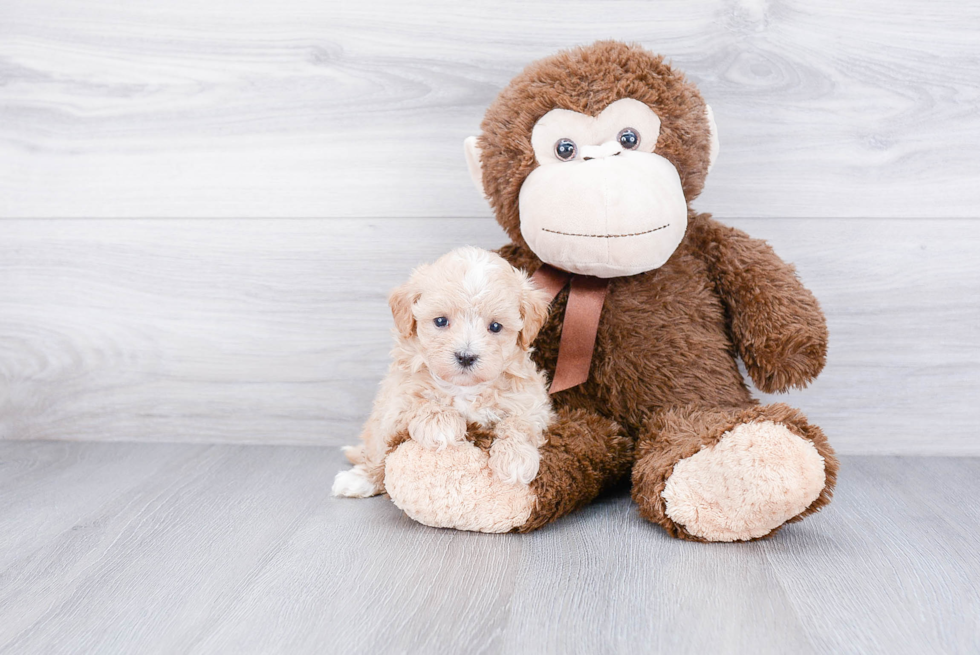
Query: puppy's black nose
[{"left": 455, "top": 351, "right": 479, "bottom": 369}]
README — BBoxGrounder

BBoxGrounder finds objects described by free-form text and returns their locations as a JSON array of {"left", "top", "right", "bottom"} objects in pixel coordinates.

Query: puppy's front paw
[
  {"left": 488, "top": 438, "right": 541, "bottom": 485},
  {"left": 332, "top": 466, "right": 382, "bottom": 498},
  {"left": 408, "top": 408, "right": 466, "bottom": 451}
]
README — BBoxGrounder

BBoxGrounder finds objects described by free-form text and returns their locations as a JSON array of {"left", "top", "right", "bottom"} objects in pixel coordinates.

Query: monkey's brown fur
[{"left": 477, "top": 41, "right": 838, "bottom": 538}]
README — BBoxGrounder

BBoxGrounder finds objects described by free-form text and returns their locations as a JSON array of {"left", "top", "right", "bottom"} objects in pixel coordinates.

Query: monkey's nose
[
  {"left": 581, "top": 141, "right": 624, "bottom": 161},
  {"left": 455, "top": 351, "right": 479, "bottom": 369}
]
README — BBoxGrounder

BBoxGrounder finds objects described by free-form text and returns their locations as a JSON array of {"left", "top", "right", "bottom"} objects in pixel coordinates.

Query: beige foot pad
[
  {"left": 384, "top": 440, "right": 535, "bottom": 533},
  {"left": 662, "top": 421, "right": 826, "bottom": 542}
]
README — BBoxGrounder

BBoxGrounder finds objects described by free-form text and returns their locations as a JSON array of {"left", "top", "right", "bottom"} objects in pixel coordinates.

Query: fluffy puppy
[{"left": 332, "top": 246, "right": 554, "bottom": 498}]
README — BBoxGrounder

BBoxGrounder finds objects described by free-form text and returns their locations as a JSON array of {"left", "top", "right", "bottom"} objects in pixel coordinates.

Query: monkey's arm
[{"left": 694, "top": 216, "right": 828, "bottom": 393}]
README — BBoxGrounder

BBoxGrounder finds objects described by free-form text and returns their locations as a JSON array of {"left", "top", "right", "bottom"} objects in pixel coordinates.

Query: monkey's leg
[
  {"left": 518, "top": 407, "right": 633, "bottom": 532},
  {"left": 631, "top": 403, "right": 838, "bottom": 542}
]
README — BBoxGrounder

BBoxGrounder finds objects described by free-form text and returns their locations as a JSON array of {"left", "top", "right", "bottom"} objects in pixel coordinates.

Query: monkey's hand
[
  {"left": 696, "top": 217, "right": 828, "bottom": 393},
  {"left": 408, "top": 404, "right": 466, "bottom": 451}
]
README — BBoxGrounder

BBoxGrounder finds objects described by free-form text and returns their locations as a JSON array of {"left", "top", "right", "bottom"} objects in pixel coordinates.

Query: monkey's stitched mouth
[
  {"left": 582, "top": 152, "right": 621, "bottom": 161},
  {"left": 541, "top": 224, "right": 669, "bottom": 239}
]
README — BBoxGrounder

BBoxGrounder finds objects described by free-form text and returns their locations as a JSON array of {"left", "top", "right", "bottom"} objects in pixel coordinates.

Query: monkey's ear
[
  {"left": 517, "top": 273, "right": 552, "bottom": 350},
  {"left": 388, "top": 279, "right": 421, "bottom": 339},
  {"left": 463, "top": 136, "right": 487, "bottom": 198},
  {"left": 706, "top": 105, "right": 720, "bottom": 173}
]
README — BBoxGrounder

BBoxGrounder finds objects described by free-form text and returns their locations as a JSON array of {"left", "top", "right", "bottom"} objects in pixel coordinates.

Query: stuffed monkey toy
[{"left": 383, "top": 41, "right": 837, "bottom": 542}]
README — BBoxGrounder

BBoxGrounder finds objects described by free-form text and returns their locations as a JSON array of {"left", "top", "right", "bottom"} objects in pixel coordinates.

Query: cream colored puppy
[{"left": 332, "top": 247, "right": 554, "bottom": 498}]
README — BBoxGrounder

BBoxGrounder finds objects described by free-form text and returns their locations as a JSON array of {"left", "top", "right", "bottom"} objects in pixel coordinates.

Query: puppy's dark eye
[
  {"left": 554, "top": 138, "right": 577, "bottom": 161},
  {"left": 617, "top": 128, "right": 640, "bottom": 150},
  {"left": 433, "top": 317, "right": 449, "bottom": 328},
  {"left": 488, "top": 322, "right": 503, "bottom": 333}
]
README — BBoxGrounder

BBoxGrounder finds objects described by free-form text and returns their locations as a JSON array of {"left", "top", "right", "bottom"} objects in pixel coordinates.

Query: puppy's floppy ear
[
  {"left": 517, "top": 271, "right": 552, "bottom": 350},
  {"left": 389, "top": 277, "right": 422, "bottom": 339}
]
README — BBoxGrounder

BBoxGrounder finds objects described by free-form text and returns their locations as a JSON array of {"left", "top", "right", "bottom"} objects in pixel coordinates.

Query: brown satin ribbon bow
[{"left": 530, "top": 264, "right": 610, "bottom": 394}]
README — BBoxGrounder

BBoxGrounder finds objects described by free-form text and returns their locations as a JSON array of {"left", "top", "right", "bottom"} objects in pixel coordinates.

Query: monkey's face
[
  {"left": 465, "top": 41, "right": 720, "bottom": 279},
  {"left": 517, "top": 99, "right": 688, "bottom": 278}
]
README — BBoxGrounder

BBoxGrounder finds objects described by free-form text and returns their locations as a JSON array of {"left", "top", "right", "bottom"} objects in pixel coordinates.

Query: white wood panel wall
[{"left": 1, "top": 0, "right": 978, "bottom": 453}]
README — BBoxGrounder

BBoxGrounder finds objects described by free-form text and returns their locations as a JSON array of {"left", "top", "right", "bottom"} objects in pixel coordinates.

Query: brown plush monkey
[{"left": 383, "top": 41, "right": 837, "bottom": 541}]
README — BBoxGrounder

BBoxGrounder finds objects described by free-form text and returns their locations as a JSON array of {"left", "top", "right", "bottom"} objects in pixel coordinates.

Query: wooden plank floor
[{"left": 1, "top": 441, "right": 976, "bottom": 654}]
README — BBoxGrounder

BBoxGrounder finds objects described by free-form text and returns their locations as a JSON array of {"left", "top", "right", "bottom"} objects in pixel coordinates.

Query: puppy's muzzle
[{"left": 455, "top": 351, "right": 479, "bottom": 369}]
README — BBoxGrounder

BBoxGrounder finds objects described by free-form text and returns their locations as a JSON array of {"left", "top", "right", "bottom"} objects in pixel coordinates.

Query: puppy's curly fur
[{"left": 332, "top": 247, "right": 554, "bottom": 498}]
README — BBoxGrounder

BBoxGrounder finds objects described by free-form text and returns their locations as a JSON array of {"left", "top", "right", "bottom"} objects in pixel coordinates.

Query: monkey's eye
[
  {"left": 433, "top": 317, "right": 449, "bottom": 328},
  {"left": 617, "top": 128, "right": 640, "bottom": 150},
  {"left": 488, "top": 322, "right": 503, "bottom": 333},
  {"left": 554, "top": 138, "right": 577, "bottom": 161}
]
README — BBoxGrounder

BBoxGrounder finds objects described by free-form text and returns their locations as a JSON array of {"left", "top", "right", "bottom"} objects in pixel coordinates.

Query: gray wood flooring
[{"left": 0, "top": 441, "right": 977, "bottom": 654}]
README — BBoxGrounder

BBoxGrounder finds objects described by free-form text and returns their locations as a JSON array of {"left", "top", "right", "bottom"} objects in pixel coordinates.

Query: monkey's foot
[
  {"left": 384, "top": 440, "right": 535, "bottom": 533},
  {"left": 633, "top": 404, "right": 838, "bottom": 542},
  {"left": 663, "top": 420, "right": 825, "bottom": 541}
]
